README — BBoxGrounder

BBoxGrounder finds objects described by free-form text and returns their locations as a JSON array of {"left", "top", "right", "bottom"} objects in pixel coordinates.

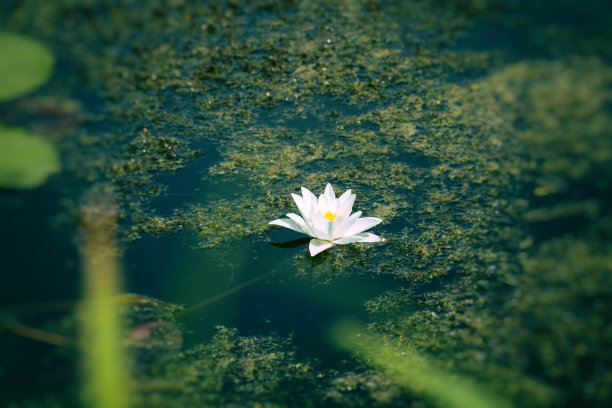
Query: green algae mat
[{"left": 0, "top": 1, "right": 611, "bottom": 407}]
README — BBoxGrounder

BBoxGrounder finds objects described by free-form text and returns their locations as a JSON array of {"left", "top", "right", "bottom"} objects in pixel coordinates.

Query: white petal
[
  {"left": 309, "top": 239, "right": 334, "bottom": 256},
  {"left": 339, "top": 193, "right": 356, "bottom": 218},
  {"left": 318, "top": 193, "right": 332, "bottom": 214},
  {"left": 292, "top": 193, "right": 311, "bottom": 219},
  {"left": 333, "top": 236, "right": 363, "bottom": 245},
  {"left": 355, "top": 232, "right": 382, "bottom": 242},
  {"left": 325, "top": 183, "right": 336, "bottom": 200},
  {"left": 309, "top": 200, "right": 329, "bottom": 239},
  {"left": 330, "top": 214, "right": 346, "bottom": 239},
  {"left": 345, "top": 217, "right": 382, "bottom": 237},
  {"left": 269, "top": 218, "right": 305, "bottom": 234},
  {"left": 334, "top": 211, "right": 362, "bottom": 237},
  {"left": 338, "top": 189, "right": 352, "bottom": 207},
  {"left": 286, "top": 213, "right": 314, "bottom": 237},
  {"left": 301, "top": 187, "right": 318, "bottom": 207},
  {"left": 327, "top": 218, "right": 336, "bottom": 241}
]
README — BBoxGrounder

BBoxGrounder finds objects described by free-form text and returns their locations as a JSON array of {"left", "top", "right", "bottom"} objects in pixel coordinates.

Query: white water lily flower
[{"left": 269, "top": 183, "right": 383, "bottom": 256}]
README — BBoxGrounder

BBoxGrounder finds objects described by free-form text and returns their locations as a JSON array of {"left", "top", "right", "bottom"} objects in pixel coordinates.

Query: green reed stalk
[{"left": 80, "top": 199, "right": 129, "bottom": 408}]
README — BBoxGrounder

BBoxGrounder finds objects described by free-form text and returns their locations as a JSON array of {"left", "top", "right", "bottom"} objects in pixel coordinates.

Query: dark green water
[{"left": 1, "top": 0, "right": 611, "bottom": 407}]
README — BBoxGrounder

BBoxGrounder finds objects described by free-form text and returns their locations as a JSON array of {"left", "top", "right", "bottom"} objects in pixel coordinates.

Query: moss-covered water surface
[{"left": 1, "top": 0, "right": 611, "bottom": 407}]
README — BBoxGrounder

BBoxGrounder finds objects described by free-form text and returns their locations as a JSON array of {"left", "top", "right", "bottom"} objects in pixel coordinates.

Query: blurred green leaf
[
  {"left": 0, "top": 32, "right": 54, "bottom": 102},
  {"left": 0, "top": 125, "right": 60, "bottom": 189},
  {"left": 332, "top": 320, "right": 515, "bottom": 408}
]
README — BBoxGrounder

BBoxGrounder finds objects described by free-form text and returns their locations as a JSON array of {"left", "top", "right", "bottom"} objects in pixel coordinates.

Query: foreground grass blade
[
  {"left": 332, "top": 320, "right": 514, "bottom": 408},
  {"left": 80, "top": 197, "right": 129, "bottom": 408}
]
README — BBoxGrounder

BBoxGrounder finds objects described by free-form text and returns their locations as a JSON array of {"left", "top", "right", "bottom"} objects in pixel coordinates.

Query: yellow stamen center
[{"left": 324, "top": 211, "right": 337, "bottom": 221}]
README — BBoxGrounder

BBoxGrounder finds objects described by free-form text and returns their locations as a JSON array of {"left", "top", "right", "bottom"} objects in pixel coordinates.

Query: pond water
[{"left": 1, "top": 1, "right": 611, "bottom": 407}]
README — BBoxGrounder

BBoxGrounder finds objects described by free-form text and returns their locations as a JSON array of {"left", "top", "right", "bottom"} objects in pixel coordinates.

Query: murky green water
[{"left": 1, "top": 0, "right": 611, "bottom": 407}]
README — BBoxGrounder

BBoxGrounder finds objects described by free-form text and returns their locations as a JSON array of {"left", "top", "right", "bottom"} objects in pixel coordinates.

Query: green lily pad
[
  {"left": 0, "top": 32, "right": 54, "bottom": 102},
  {"left": 0, "top": 125, "right": 60, "bottom": 189}
]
